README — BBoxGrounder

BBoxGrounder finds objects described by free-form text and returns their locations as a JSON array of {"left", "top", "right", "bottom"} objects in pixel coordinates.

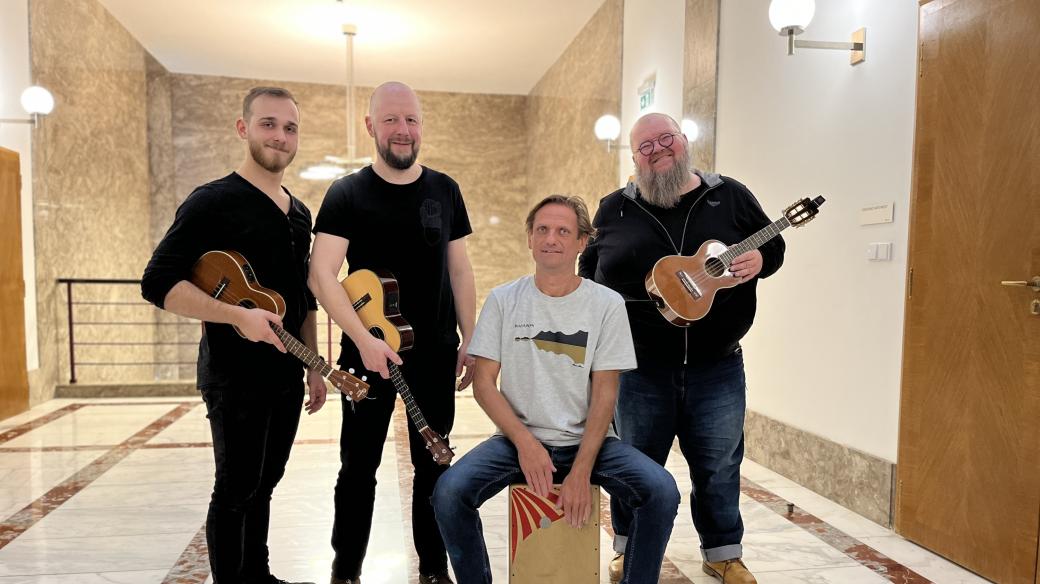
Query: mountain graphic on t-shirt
[{"left": 515, "top": 330, "right": 588, "bottom": 367}]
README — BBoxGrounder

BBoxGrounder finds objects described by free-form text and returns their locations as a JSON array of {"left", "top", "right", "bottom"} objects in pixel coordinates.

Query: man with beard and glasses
[
  {"left": 579, "top": 113, "right": 786, "bottom": 584},
  {"left": 142, "top": 87, "right": 325, "bottom": 584},
  {"left": 309, "top": 81, "right": 476, "bottom": 584}
]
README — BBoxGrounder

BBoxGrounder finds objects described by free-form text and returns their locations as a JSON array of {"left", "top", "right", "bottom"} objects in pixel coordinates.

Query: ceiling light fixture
[{"left": 301, "top": 23, "right": 372, "bottom": 181}]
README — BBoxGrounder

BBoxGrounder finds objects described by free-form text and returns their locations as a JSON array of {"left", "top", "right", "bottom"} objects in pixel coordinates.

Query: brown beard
[
  {"left": 377, "top": 139, "right": 419, "bottom": 170},
  {"left": 635, "top": 147, "right": 692, "bottom": 209},
  {"left": 249, "top": 140, "right": 295, "bottom": 173}
]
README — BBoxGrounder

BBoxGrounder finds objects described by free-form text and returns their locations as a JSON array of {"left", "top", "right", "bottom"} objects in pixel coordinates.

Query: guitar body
[
  {"left": 340, "top": 268, "right": 414, "bottom": 352},
  {"left": 340, "top": 268, "right": 452, "bottom": 465},
  {"left": 646, "top": 240, "right": 736, "bottom": 327},
  {"left": 190, "top": 250, "right": 285, "bottom": 335},
  {"left": 190, "top": 250, "right": 370, "bottom": 401}
]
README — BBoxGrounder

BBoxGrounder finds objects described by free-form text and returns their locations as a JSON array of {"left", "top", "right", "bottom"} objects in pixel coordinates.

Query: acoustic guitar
[
  {"left": 645, "top": 196, "right": 825, "bottom": 326},
  {"left": 341, "top": 269, "right": 454, "bottom": 466},
  {"left": 190, "top": 250, "right": 370, "bottom": 401}
]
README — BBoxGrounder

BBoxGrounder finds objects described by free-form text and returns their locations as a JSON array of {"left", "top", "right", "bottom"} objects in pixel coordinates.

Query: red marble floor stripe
[
  {"left": 391, "top": 398, "right": 422, "bottom": 577},
  {"left": 0, "top": 404, "right": 88, "bottom": 444},
  {"left": 163, "top": 524, "right": 210, "bottom": 584},
  {"left": 739, "top": 477, "right": 934, "bottom": 584},
  {"left": 0, "top": 402, "right": 198, "bottom": 550}
]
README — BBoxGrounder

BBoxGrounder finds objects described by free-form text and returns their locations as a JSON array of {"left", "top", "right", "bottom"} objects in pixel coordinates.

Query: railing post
[{"left": 66, "top": 280, "right": 76, "bottom": 384}]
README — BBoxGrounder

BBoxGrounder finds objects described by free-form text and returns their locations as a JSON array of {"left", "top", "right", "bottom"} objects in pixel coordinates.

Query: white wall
[
  {"left": 619, "top": 0, "right": 686, "bottom": 186},
  {"left": 716, "top": 0, "right": 919, "bottom": 461},
  {"left": 0, "top": 0, "right": 40, "bottom": 371}
]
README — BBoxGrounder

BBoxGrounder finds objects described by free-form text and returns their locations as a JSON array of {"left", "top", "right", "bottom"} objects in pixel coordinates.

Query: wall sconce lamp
[
  {"left": 0, "top": 86, "right": 56, "bottom": 128},
  {"left": 769, "top": 0, "right": 865, "bottom": 65},
  {"left": 595, "top": 114, "right": 622, "bottom": 152}
]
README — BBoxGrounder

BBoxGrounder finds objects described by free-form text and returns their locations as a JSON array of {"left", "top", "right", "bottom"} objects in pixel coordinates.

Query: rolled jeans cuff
[{"left": 702, "top": 543, "right": 742, "bottom": 563}]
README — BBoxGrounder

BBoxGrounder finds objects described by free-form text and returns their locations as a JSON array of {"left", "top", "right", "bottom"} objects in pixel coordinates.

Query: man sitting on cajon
[{"left": 432, "top": 195, "right": 680, "bottom": 584}]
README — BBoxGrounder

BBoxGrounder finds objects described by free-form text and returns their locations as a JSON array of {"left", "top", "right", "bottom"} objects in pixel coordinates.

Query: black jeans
[
  {"left": 202, "top": 384, "right": 304, "bottom": 584},
  {"left": 331, "top": 345, "right": 457, "bottom": 579}
]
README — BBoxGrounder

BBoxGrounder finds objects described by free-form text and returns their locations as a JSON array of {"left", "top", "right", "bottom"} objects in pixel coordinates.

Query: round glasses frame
[{"left": 637, "top": 132, "right": 679, "bottom": 157}]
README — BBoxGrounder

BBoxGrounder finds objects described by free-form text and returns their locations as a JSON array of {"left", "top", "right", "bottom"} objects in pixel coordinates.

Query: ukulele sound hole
[{"left": 705, "top": 257, "right": 727, "bottom": 277}]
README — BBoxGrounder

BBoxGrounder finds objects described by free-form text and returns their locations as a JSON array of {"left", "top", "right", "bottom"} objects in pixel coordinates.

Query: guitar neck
[
  {"left": 271, "top": 324, "right": 333, "bottom": 377},
  {"left": 719, "top": 217, "right": 791, "bottom": 266},
  {"left": 388, "top": 363, "right": 429, "bottom": 431}
]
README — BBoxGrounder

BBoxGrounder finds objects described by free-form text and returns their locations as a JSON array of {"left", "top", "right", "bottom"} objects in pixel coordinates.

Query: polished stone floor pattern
[{"left": 0, "top": 396, "right": 989, "bottom": 584}]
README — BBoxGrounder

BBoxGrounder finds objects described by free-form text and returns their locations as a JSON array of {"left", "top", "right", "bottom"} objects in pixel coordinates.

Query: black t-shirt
[
  {"left": 141, "top": 172, "right": 317, "bottom": 390},
  {"left": 313, "top": 165, "right": 472, "bottom": 360}
]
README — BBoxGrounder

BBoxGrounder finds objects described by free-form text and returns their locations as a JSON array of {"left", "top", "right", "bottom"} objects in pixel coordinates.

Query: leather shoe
[
  {"left": 702, "top": 558, "right": 757, "bottom": 583},
  {"left": 608, "top": 553, "right": 624, "bottom": 583},
  {"left": 329, "top": 577, "right": 359, "bottom": 584},
  {"left": 418, "top": 573, "right": 454, "bottom": 584}
]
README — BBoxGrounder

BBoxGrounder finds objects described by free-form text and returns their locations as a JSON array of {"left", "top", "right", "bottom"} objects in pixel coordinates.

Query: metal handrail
[{"left": 58, "top": 278, "right": 341, "bottom": 384}]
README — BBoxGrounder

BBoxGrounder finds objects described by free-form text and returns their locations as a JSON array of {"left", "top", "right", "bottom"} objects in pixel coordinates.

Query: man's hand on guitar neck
[
  {"left": 357, "top": 334, "right": 403, "bottom": 380},
  {"left": 729, "top": 250, "right": 763, "bottom": 284},
  {"left": 233, "top": 307, "right": 287, "bottom": 353}
]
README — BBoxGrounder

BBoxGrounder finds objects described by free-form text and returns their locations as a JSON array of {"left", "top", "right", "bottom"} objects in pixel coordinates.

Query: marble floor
[{"left": 0, "top": 395, "right": 989, "bottom": 584}]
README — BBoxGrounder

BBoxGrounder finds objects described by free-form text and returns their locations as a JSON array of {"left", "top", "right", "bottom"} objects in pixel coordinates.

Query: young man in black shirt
[
  {"left": 141, "top": 87, "right": 326, "bottom": 584},
  {"left": 309, "top": 81, "right": 476, "bottom": 584},
  {"left": 579, "top": 113, "right": 785, "bottom": 584}
]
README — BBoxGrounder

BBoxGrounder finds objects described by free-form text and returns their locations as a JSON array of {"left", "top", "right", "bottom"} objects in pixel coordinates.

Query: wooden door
[
  {"left": 896, "top": 1, "right": 1040, "bottom": 582},
  {"left": 0, "top": 147, "right": 29, "bottom": 421}
]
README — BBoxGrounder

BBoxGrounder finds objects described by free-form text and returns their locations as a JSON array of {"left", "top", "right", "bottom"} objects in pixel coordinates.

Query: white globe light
[
  {"left": 594, "top": 114, "right": 621, "bottom": 141},
  {"left": 768, "top": 0, "right": 815, "bottom": 33},
  {"left": 20, "top": 86, "right": 55, "bottom": 115},
  {"left": 681, "top": 118, "right": 699, "bottom": 142}
]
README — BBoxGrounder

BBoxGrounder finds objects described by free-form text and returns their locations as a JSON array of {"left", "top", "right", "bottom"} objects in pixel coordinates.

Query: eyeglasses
[{"left": 637, "top": 133, "right": 679, "bottom": 157}]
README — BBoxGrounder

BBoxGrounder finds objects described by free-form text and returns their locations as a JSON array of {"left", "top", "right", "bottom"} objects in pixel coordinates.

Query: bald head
[
  {"left": 366, "top": 81, "right": 423, "bottom": 171},
  {"left": 369, "top": 81, "right": 422, "bottom": 117},
  {"left": 629, "top": 113, "right": 681, "bottom": 145}
]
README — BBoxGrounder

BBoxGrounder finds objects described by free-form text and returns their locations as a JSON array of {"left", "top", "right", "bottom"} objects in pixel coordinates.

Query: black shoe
[
  {"left": 330, "top": 577, "right": 359, "bottom": 584},
  {"left": 418, "top": 573, "right": 454, "bottom": 584},
  {"left": 266, "top": 578, "right": 316, "bottom": 584}
]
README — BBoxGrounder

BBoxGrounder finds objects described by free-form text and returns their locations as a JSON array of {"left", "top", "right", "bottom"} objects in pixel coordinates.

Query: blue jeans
[
  {"left": 432, "top": 435, "right": 679, "bottom": 584},
  {"left": 611, "top": 350, "right": 746, "bottom": 563}
]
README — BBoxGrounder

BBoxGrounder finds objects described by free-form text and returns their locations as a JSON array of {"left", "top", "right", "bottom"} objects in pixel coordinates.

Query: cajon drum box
[{"left": 508, "top": 484, "right": 600, "bottom": 583}]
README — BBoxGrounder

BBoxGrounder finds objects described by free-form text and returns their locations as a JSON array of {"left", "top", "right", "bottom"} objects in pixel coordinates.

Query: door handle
[{"left": 1000, "top": 276, "right": 1040, "bottom": 292}]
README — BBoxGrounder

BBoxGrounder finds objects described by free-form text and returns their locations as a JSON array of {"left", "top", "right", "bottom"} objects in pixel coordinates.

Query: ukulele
[
  {"left": 645, "top": 196, "right": 825, "bottom": 326},
  {"left": 190, "top": 250, "right": 370, "bottom": 401},
  {"left": 340, "top": 269, "right": 454, "bottom": 465}
]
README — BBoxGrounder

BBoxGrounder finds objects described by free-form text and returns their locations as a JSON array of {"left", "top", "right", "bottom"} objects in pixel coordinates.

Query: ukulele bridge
[
  {"left": 676, "top": 271, "right": 702, "bottom": 300},
  {"left": 211, "top": 277, "right": 230, "bottom": 300}
]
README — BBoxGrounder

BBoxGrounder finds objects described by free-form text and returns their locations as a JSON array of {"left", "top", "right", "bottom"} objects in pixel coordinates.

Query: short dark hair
[
  {"left": 242, "top": 87, "right": 298, "bottom": 120},
  {"left": 525, "top": 195, "right": 596, "bottom": 239}
]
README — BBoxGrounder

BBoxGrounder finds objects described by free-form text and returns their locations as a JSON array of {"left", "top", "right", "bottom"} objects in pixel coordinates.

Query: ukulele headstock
[
  {"left": 785, "top": 196, "right": 826, "bottom": 227},
  {"left": 328, "top": 368, "right": 370, "bottom": 402},
  {"left": 420, "top": 428, "right": 454, "bottom": 465}
]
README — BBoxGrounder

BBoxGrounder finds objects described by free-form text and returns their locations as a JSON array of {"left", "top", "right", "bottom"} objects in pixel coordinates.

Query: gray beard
[{"left": 636, "top": 149, "right": 692, "bottom": 209}]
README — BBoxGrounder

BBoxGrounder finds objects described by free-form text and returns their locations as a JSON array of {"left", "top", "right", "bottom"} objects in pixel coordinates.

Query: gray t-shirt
[{"left": 468, "top": 276, "right": 637, "bottom": 446}]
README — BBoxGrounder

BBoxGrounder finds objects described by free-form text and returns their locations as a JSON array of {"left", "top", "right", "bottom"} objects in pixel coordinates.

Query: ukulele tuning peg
[
  {"left": 361, "top": 376, "right": 368, "bottom": 382},
  {"left": 348, "top": 368, "right": 355, "bottom": 374}
]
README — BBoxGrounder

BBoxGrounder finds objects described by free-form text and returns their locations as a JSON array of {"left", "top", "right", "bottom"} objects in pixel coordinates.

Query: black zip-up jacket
[
  {"left": 578, "top": 171, "right": 785, "bottom": 367},
  {"left": 141, "top": 172, "right": 317, "bottom": 390}
]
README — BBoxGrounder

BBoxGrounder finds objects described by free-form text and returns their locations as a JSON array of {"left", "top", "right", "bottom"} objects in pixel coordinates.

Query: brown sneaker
[
  {"left": 608, "top": 553, "right": 624, "bottom": 583},
  {"left": 702, "top": 559, "right": 757, "bottom": 583}
]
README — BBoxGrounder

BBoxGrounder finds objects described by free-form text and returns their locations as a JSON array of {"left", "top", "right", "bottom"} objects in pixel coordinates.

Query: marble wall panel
[
  {"left": 683, "top": 0, "right": 720, "bottom": 172},
  {"left": 745, "top": 409, "right": 895, "bottom": 527},
  {"left": 29, "top": 0, "right": 156, "bottom": 392},
  {"left": 525, "top": 0, "right": 623, "bottom": 219},
  {"left": 166, "top": 75, "right": 529, "bottom": 308}
]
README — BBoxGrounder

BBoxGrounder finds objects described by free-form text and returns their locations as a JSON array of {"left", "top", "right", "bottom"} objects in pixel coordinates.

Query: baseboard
[
  {"left": 55, "top": 382, "right": 198, "bottom": 398},
  {"left": 744, "top": 409, "right": 895, "bottom": 527}
]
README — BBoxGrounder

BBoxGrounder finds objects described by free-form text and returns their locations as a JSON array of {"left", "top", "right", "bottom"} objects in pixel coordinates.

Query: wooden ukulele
[
  {"left": 189, "top": 250, "right": 370, "bottom": 401},
  {"left": 646, "top": 196, "right": 825, "bottom": 326},
  {"left": 340, "top": 269, "right": 454, "bottom": 465}
]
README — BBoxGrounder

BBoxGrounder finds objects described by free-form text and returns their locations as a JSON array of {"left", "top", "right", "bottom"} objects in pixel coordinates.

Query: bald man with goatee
[
  {"left": 309, "top": 81, "right": 476, "bottom": 584},
  {"left": 579, "top": 113, "right": 786, "bottom": 584}
]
